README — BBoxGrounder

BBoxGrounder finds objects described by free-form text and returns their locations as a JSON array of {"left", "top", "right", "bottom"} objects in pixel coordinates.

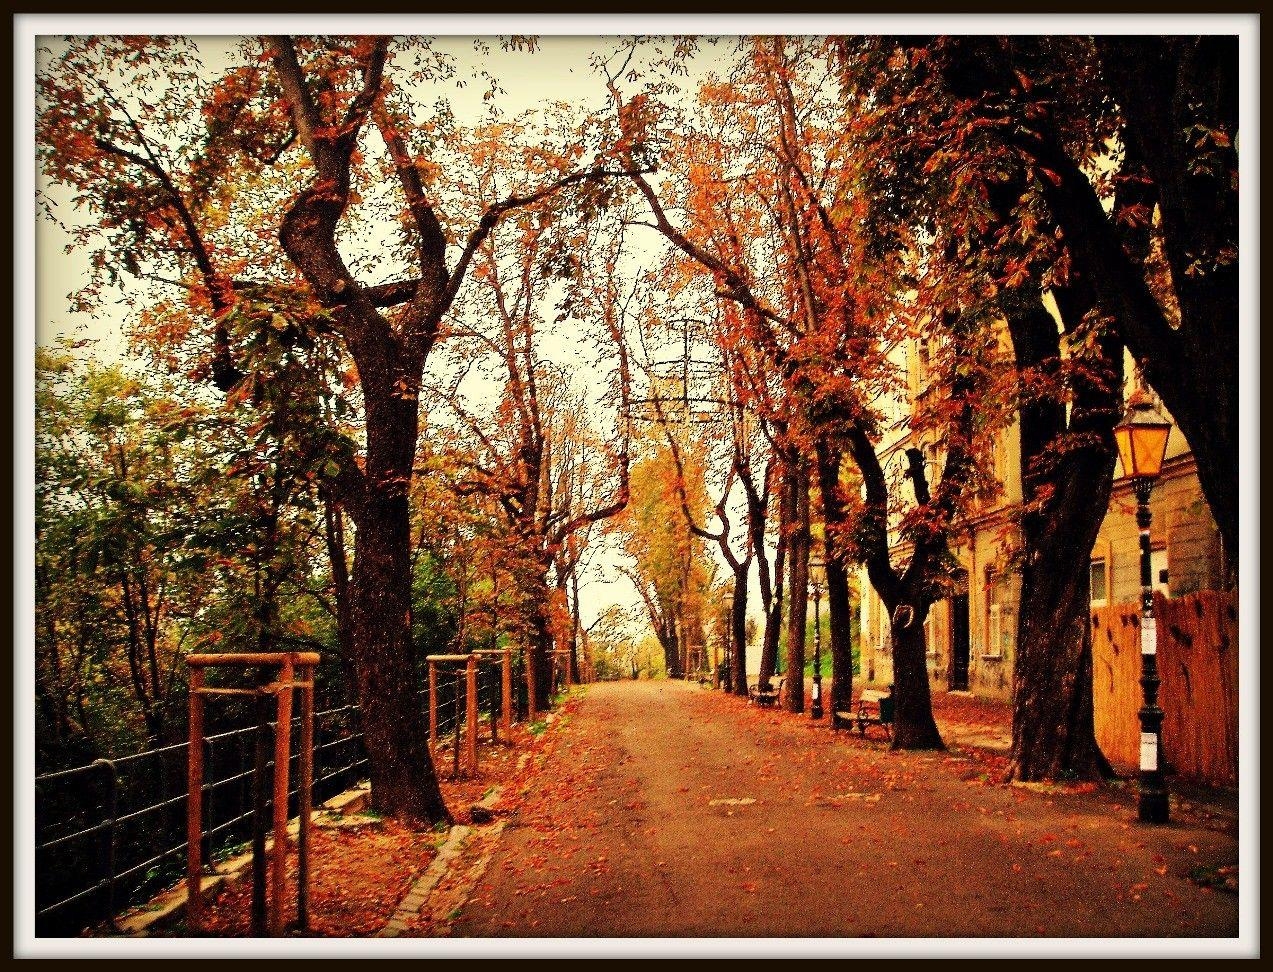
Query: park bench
[
  {"left": 748, "top": 677, "right": 784, "bottom": 707},
  {"left": 832, "top": 687, "right": 894, "bottom": 739}
]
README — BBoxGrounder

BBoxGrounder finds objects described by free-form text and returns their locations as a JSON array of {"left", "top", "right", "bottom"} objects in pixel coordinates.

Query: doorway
[{"left": 950, "top": 592, "right": 970, "bottom": 691}]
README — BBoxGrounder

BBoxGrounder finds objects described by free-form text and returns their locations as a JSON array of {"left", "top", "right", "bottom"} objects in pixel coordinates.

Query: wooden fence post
[
  {"left": 428, "top": 660, "right": 438, "bottom": 748},
  {"left": 466, "top": 655, "right": 479, "bottom": 772},
  {"left": 185, "top": 667, "right": 205, "bottom": 927},
  {"left": 501, "top": 648, "right": 512, "bottom": 733},
  {"left": 185, "top": 652, "right": 318, "bottom": 937},
  {"left": 524, "top": 645, "right": 537, "bottom": 724},
  {"left": 297, "top": 663, "right": 314, "bottom": 931},
  {"left": 270, "top": 657, "right": 294, "bottom": 937}
]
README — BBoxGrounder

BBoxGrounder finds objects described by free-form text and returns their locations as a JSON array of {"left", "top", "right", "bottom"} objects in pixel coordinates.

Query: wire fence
[
  {"left": 427, "top": 660, "right": 510, "bottom": 767},
  {"left": 34, "top": 653, "right": 528, "bottom": 937},
  {"left": 35, "top": 699, "right": 365, "bottom": 937}
]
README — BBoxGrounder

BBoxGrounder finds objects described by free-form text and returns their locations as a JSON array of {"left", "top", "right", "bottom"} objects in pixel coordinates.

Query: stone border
[
  {"left": 377, "top": 786, "right": 507, "bottom": 937},
  {"left": 377, "top": 824, "right": 471, "bottom": 937}
]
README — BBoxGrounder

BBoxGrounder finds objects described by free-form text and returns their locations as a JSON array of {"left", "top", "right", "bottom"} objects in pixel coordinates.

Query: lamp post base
[{"left": 1138, "top": 787, "right": 1169, "bottom": 824}]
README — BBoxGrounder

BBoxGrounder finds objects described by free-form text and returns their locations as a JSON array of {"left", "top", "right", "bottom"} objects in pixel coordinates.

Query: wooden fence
[{"left": 1090, "top": 590, "right": 1238, "bottom": 788}]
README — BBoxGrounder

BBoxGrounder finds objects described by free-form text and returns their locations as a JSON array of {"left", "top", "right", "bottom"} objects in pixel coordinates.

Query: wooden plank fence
[{"left": 1091, "top": 590, "right": 1238, "bottom": 788}]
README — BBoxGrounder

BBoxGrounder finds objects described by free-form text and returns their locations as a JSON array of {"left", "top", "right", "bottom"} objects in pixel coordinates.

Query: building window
[
  {"left": 1089, "top": 558, "right": 1108, "bottom": 607},
  {"left": 913, "top": 336, "right": 938, "bottom": 394},
  {"left": 1151, "top": 547, "right": 1169, "bottom": 596},
  {"left": 984, "top": 570, "right": 1015, "bottom": 659},
  {"left": 923, "top": 442, "right": 941, "bottom": 487},
  {"left": 991, "top": 432, "right": 1006, "bottom": 484}
]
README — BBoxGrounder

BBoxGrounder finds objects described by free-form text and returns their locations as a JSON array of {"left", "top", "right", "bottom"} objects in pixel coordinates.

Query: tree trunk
[
  {"left": 528, "top": 599, "right": 554, "bottom": 713},
  {"left": 759, "top": 460, "right": 792, "bottom": 689},
  {"left": 783, "top": 459, "right": 810, "bottom": 713},
  {"left": 322, "top": 496, "right": 359, "bottom": 706},
  {"left": 729, "top": 566, "right": 749, "bottom": 696},
  {"left": 348, "top": 491, "right": 450, "bottom": 823},
  {"left": 815, "top": 438, "right": 855, "bottom": 715},
  {"left": 1009, "top": 557, "right": 1111, "bottom": 781},
  {"left": 569, "top": 569, "right": 583, "bottom": 684},
  {"left": 889, "top": 608, "right": 945, "bottom": 750},
  {"left": 662, "top": 623, "right": 681, "bottom": 679},
  {"left": 1004, "top": 289, "right": 1120, "bottom": 781}
]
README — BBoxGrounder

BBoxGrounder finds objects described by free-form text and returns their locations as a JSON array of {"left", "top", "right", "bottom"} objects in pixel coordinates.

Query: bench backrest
[
  {"left": 878, "top": 694, "right": 895, "bottom": 723},
  {"left": 859, "top": 689, "right": 895, "bottom": 723}
]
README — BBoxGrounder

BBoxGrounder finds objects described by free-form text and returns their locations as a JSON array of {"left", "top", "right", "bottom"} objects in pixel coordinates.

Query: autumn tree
[
  {"left": 885, "top": 34, "right": 1240, "bottom": 562},
  {"left": 606, "top": 37, "right": 1009, "bottom": 745},
  {"left": 1045, "top": 37, "right": 1237, "bottom": 576},
  {"left": 37, "top": 36, "right": 642, "bottom": 818},
  {"left": 631, "top": 298, "right": 770, "bottom": 696},
  {"left": 424, "top": 161, "right": 634, "bottom": 712},
  {"left": 615, "top": 438, "right": 717, "bottom": 681},
  {"left": 848, "top": 35, "right": 1232, "bottom": 779}
]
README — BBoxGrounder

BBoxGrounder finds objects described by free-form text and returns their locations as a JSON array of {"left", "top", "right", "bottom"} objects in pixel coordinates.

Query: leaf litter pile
[{"left": 155, "top": 720, "right": 537, "bottom": 937}]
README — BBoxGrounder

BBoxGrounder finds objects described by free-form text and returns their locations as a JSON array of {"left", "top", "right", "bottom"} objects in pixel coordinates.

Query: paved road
[{"left": 447, "top": 680, "right": 1238, "bottom": 939}]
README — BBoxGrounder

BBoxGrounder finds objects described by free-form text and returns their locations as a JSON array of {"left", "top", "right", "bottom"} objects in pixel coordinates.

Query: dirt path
[{"left": 440, "top": 681, "right": 1237, "bottom": 939}]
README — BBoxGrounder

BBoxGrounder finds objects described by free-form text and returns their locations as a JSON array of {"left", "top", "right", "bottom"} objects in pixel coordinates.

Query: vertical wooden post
[
  {"left": 270, "top": 657, "right": 294, "bottom": 936},
  {"left": 251, "top": 692, "right": 270, "bottom": 936},
  {"left": 487, "top": 660, "right": 498, "bottom": 745},
  {"left": 525, "top": 647, "right": 537, "bottom": 724},
  {"left": 297, "top": 663, "right": 314, "bottom": 931},
  {"left": 186, "top": 668, "right": 205, "bottom": 927},
  {"left": 466, "top": 654, "right": 479, "bottom": 772},
  {"left": 428, "top": 660, "right": 438, "bottom": 748},
  {"left": 501, "top": 648, "right": 512, "bottom": 733}
]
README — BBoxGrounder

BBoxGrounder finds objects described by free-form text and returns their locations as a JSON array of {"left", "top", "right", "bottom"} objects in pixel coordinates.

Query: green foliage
[
  {"left": 411, "top": 552, "right": 460, "bottom": 661},
  {"left": 35, "top": 344, "right": 349, "bottom": 768}
]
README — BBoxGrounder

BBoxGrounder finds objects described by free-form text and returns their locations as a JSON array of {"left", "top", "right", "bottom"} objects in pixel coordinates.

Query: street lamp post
[
  {"left": 721, "top": 635, "right": 732, "bottom": 693},
  {"left": 810, "top": 571, "right": 824, "bottom": 721},
  {"left": 1114, "top": 389, "right": 1173, "bottom": 825}
]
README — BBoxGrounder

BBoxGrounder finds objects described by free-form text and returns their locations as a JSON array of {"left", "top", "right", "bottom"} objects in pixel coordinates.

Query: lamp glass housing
[{"left": 1114, "top": 394, "right": 1172, "bottom": 480}]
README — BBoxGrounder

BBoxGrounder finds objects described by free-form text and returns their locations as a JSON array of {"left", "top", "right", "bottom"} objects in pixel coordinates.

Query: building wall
[
  {"left": 1095, "top": 455, "right": 1224, "bottom": 603},
  {"left": 853, "top": 318, "right": 1227, "bottom": 704},
  {"left": 858, "top": 455, "right": 1222, "bottom": 703}
]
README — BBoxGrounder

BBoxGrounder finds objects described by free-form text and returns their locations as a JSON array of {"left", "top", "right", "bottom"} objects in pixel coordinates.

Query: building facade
[{"left": 858, "top": 343, "right": 1226, "bottom": 701}]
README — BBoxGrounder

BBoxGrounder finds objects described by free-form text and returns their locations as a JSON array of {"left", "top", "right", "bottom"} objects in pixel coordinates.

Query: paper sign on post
[
  {"left": 1141, "top": 615, "right": 1157, "bottom": 655},
  {"left": 1140, "top": 732, "right": 1158, "bottom": 771}
]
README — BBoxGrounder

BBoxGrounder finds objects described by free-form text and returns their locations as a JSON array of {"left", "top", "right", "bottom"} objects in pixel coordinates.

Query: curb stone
[
  {"left": 378, "top": 785, "right": 510, "bottom": 937},
  {"left": 377, "top": 824, "right": 471, "bottom": 937}
]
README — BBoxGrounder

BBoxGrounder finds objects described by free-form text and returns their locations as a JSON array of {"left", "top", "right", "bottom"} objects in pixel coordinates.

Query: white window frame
[
  {"left": 986, "top": 603, "right": 1002, "bottom": 660},
  {"left": 1089, "top": 557, "right": 1109, "bottom": 607},
  {"left": 983, "top": 568, "right": 1004, "bottom": 660}
]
